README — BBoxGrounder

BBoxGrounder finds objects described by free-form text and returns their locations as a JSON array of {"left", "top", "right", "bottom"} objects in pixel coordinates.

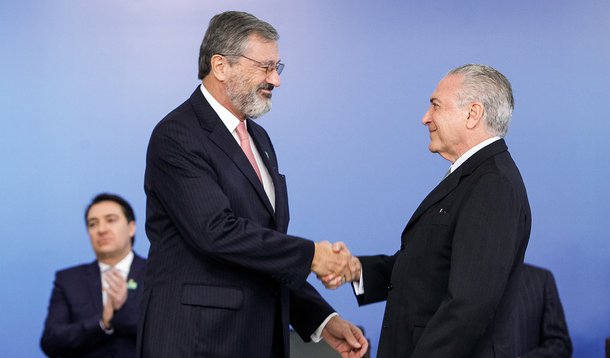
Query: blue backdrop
[{"left": 1, "top": 1, "right": 609, "bottom": 357}]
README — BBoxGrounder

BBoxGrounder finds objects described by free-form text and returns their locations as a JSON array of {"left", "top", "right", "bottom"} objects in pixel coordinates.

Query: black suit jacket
[
  {"left": 138, "top": 87, "right": 333, "bottom": 357},
  {"left": 41, "top": 253, "right": 146, "bottom": 358},
  {"left": 358, "top": 139, "right": 531, "bottom": 357},
  {"left": 516, "top": 264, "right": 572, "bottom": 358}
]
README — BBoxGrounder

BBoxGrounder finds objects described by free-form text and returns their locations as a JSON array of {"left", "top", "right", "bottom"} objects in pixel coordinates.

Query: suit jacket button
[{"left": 387, "top": 283, "right": 393, "bottom": 291}]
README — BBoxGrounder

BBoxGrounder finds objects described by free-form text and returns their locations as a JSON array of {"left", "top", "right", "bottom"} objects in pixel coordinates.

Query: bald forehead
[
  {"left": 440, "top": 74, "right": 463, "bottom": 89},
  {"left": 430, "top": 74, "right": 463, "bottom": 103}
]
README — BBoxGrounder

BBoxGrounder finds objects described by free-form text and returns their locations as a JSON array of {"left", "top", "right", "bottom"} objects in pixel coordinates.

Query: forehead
[
  {"left": 243, "top": 34, "right": 279, "bottom": 60},
  {"left": 432, "top": 74, "right": 463, "bottom": 101},
  {"left": 87, "top": 201, "right": 124, "bottom": 220}
]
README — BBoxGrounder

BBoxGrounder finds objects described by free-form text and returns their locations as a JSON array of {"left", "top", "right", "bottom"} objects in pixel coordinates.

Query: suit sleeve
[
  {"left": 289, "top": 282, "right": 335, "bottom": 341},
  {"left": 146, "top": 120, "right": 313, "bottom": 289},
  {"left": 355, "top": 254, "right": 397, "bottom": 305},
  {"left": 522, "top": 272, "right": 573, "bottom": 358},
  {"left": 412, "top": 173, "right": 525, "bottom": 358},
  {"left": 40, "top": 273, "right": 106, "bottom": 356},
  {"left": 109, "top": 289, "right": 139, "bottom": 339}
]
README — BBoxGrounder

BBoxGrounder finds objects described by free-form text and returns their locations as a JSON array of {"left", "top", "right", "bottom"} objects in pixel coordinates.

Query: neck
[
  {"left": 453, "top": 131, "right": 493, "bottom": 162},
  {"left": 97, "top": 250, "right": 131, "bottom": 266},
  {"left": 201, "top": 79, "right": 245, "bottom": 120}
]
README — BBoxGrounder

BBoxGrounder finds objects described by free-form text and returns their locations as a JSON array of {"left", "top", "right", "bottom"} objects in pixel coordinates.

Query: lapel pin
[{"left": 127, "top": 279, "right": 138, "bottom": 290}]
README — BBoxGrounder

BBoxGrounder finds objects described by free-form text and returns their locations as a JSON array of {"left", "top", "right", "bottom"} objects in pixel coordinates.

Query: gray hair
[
  {"left": 198, "top": 11, "right": 279, "bottom": 79},
  {"left": 447, "top": 64, "right": 514, "bottom": 137}
]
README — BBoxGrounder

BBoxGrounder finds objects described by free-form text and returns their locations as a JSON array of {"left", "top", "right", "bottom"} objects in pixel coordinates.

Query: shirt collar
[
  {"left": 449, "top": 136, "right": 501, "bottom": 174},
  {"left": 98, "top": 250, "right": 134, "bottom": 276},
  {"left": 200, "top": 83, "right": 245, "bottom": 134}
]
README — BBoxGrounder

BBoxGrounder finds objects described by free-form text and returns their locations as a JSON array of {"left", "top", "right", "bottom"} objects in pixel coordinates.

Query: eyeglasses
[{"left": 220, "top": 54, "right": 284, "bottom": 75}]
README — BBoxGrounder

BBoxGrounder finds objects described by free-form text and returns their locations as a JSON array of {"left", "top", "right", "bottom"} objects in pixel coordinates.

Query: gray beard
[{"left": 227, "top": 78, "right": 272, "bottom": 119}]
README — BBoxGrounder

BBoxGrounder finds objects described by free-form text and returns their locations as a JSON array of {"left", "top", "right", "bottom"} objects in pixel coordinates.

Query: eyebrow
[{"left": 87, "top": 213, "right": 120, "bottom": 223}]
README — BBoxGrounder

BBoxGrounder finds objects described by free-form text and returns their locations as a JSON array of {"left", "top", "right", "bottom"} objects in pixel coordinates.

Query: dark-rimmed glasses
[{"left": 220, "top": 54, "right": 284, "bottom": 75}]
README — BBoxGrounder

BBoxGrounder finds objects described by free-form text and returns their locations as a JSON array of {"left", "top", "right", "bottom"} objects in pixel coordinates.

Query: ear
[
  {"left": 465, "top": 102, "right": 484, "bottom": 129},
  {"left": 128, "top": 221, "right": 136, "bottom": 240},
  {"left": 210, "top": 54, "right": 229, "bottom": 81}
]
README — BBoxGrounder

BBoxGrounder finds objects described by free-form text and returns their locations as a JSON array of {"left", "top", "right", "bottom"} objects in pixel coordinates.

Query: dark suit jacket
[
  {"left": 516, "top": 264, "right": 572, "bottom": 357},
  {"left": 138, "top": 87, "right": 334, "bottom": 357},
  {"left": 358, "top": 139, "right": 531, "bottom": 358},
  {"left": 41, "top": 253, "right": 146, "bottom": 358}
]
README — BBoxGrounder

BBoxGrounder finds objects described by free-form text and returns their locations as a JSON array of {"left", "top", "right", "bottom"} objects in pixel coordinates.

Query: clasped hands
[
  {"left": 312, "top": 241, "right": 362, "bottom": 290},
  {"left": 101, "top": 269, "right": 128, "bottom": 330}
]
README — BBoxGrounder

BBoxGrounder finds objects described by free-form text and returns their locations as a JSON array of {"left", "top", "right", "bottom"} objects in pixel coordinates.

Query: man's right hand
[
  {"left": 101, "top": 296, "right": 114, "bottom": 330},
  {"left": 318, "top": 242, "right": 362, "bottom": 289},
  {"left": 311, "top": 241, "right": 350, "bottom": 278},
  {"left": 101, "top": 269, "right": 128, "bottom": 329}
]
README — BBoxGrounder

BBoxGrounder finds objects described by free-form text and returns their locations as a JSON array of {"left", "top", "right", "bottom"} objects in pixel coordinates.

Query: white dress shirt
[
  {"left": 99, "top": 251, "right": 134, "bottom": 305},
  {"left": 448, "top": 136, "right": 501, "bottom": 174},
  {"left": 98, "top": 251, "right": 134, "bottom": 334}
]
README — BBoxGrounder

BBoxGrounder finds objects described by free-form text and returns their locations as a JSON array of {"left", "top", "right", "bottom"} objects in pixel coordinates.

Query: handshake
[{"left": 311, "top": 241, "right": 362, "bottom": 289}]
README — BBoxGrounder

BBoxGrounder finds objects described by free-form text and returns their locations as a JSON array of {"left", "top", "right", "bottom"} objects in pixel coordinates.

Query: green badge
[{"left": 127, "top": 279, "right": 138, "bottom": 290}]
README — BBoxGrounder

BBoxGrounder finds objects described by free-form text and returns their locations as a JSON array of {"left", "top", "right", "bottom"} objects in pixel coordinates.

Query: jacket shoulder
[{"left": 54, "top": 261, "right": 97, "bottom": 279}]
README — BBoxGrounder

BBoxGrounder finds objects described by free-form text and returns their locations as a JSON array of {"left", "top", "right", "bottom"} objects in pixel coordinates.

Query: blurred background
[{"left": 1, "top": 0, "right": 609, "bottom": 356}]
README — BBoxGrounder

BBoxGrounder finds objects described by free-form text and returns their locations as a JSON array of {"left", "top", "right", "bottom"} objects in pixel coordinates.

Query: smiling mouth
[
  {"left": 259, "top": 89, "right": 273, "bottom": 99},
  {"left": 258, "top": 83, "right": 274, "bottom": 97}
]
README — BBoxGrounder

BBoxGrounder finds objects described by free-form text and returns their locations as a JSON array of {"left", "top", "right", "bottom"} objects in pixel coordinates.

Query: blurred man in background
[{"left": 41, "top": 193, "right": 146, "bottom": 358}]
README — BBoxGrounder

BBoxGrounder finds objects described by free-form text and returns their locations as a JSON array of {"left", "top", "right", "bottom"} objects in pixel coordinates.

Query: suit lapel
[
  {"left": 129, "top": 254, "right": 146, "bottom": 281},
  {"left": 405, "top": 170, "right": 461, "bottom": 230},
  {"left": 404, "top": 139, "right": 509, "bottom": 231},
  {"left": 249, "top": 121, "right": 292, "bottom": 232},
  {"left": 85, "top": 261, "right": 103, "bottom": 313},
  {"left": 189, "top": 88, "right": 276, "bottom": 219},
  {"left": 247, "top": 120, "right": 281, "bottom": 205}
]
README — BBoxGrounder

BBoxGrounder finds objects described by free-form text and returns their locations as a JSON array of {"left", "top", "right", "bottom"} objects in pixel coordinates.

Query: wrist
[
  {"left": 99, "top": 319, "right": 114, "bottom": 335},
  {"left": 311, "top": 242, "right": 320, "bottom": 270}
]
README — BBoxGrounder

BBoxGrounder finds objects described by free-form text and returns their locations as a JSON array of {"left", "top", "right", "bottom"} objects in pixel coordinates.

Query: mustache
[{"left": 258, "top": 83, "right": 274, "bottom": 91}]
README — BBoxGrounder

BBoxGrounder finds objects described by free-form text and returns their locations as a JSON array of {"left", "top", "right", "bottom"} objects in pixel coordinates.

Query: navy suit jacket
[
  {"left": 516, "top": 264, "right": 572, "bottom": 358},
  {"left": 358, "top": 139, "right": 531, "bottom": 357},
  {"left": 41, "top": 253, "right": 146, "bottom": 358},
  {"left": 138, "top": 87, "right": 333, "bottom": 357}
]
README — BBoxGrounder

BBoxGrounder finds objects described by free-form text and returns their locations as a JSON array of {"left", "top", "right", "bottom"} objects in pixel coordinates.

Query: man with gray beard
[{"left": 138, "top": 11, "right": 367, "bottom": 358}]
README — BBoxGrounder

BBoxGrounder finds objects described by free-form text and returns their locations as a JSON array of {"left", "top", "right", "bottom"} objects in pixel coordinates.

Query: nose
[
  {"left": 267, "top": 69, "right": 281, "bottom": 88},
  {"left": 421, "top": 109, "right": 432, "bottom": 126},
  {"left": 98, "top": 221, "right": 109, "bottom": 233}
]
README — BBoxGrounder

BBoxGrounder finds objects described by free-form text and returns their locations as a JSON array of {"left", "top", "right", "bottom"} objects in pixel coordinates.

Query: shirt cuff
[
  {"left": 310, "top": 312, "right": 339, "bottom": 343},
  {"left": 352, "top": 269, "right": 364, "bottom": 295},
  {"left": 99, "top": 320, "right": 114, "bottom": 335}
]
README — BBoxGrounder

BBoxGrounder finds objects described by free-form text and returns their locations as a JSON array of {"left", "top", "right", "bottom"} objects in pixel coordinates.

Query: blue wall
[{"left": 1, "top": 1, "right": 608, "bottom": 356}]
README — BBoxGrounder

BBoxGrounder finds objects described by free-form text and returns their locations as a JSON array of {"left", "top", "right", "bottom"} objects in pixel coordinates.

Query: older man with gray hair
[
  {"left": 327, "top": 64, "right": 531, "bottom": 357},
  {"left": 139, "top": 10, "right": 367, "bottom": 358}
]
